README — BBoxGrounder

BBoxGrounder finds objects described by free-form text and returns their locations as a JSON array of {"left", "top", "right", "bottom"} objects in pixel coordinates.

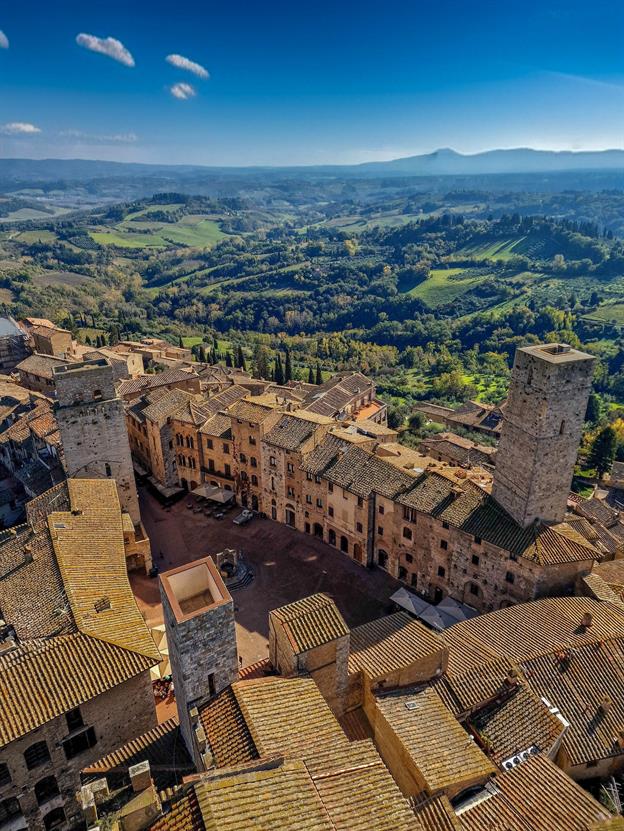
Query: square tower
[
  {"left": 54, "top": 358, "right": 140, "bottom": 524},
  {"left": 160, "top": 557, "right": 239, "bottom": 756},
  {"left": 492, "top": 343, "right": 595, "bottom": 527}
]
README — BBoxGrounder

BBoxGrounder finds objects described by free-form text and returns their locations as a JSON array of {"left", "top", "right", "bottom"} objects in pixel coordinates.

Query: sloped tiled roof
[
  {"left": 411, "top": 794, "right": 463, "bottom": 831},
  {"left": 118, "top": 368, "right": 198, "bottom": 398},
  {"left": 270, "top": 593, "right": 349, "bottom": 653},
  {"left": 457, "top": 754, "right": 610, "bottom": 831},
  {"left": 375, "top": 686, "right": 495, "bottom": 793},
  {"left": 349, "top": 612, "right": 446, "bottom": 680},
  {"left": 0, "top": 479, "right": 160, "bottom": 748},
  {"left": 264, "top": 414, "right": 323, "bottom": 451},
  {"left": 16, "top": 353, "right": 69, "bottom": 379},
  {"left": 227, "top": 397, "right": 282, "bottom": 424}
]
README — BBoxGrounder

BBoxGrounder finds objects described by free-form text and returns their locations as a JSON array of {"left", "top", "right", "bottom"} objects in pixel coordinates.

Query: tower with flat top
[
  {"left": 54, "top": 358, "right": 140, "bottom": 525},
  {"left": 492, "top": 343, "right": 595, "bottom": 527}
]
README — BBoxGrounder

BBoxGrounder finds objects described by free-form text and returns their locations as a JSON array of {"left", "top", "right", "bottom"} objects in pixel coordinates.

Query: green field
[
  {"left": 584, "top": 302, "right": 624, "bottom": 325},
  {"left": 457, "top": 236, "right": 526, "bottom": 261},
  {"left": 16, "top": 230, "right": 58, "bottom": 243},
  {"left": 91, "top": 216, "right": 226, "bottom": 250},
  {"left": 408, "top": 268, "right": 488, "bottom": 306}
]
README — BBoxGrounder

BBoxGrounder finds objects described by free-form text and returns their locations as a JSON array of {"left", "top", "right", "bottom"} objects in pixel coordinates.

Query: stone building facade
[
  {"left": 492, "top": 343, "right": 595, "bottom": 527},
  {"left": 0, "top": 673, "right": 156, "bottom": 831},
  {"left": 159, "top": 558, "right": 239, "bottom": 760},
  {"left": 54, "top": 359, "right": 141, "bottom": 525}
]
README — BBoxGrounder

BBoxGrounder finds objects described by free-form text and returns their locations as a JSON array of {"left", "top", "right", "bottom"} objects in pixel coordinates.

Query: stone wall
[{"left": 0, "top": 670, "right": 155, "bottom": 831}]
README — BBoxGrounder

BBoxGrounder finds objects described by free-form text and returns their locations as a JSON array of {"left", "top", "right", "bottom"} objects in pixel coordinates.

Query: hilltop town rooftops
[
  {"left": 227, "top": 397, "right": 283, "bottom": 424},
  {"left": 264, "top": 412, "right": 330, "bottom": 451},
  {"left": 270, "top": 593, "right": 349, "bottom": 653},
  {"left": 0, "top": 479, "right": 159, "bottom": 747},
  {"left": 16, "top": 352, "right": 70, "bottom": 379},
  {"left": 117, "top": 367, "right": 198, "bottom": 398}
]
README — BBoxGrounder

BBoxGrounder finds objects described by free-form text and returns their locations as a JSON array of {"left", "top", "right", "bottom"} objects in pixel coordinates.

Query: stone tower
[
  {"left": 54, "top": 358, "right": 140, "bottom": 525},
  {"left": 160, "top": 557, "right": 239, "bottom": 758},
  {"left": 492, "top": 343, "right": 595, "bottom": 528}
]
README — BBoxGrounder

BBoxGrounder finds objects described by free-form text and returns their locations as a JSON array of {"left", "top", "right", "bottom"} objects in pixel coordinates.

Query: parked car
[{"left": 233, "top": 509, "right": 254, "bottom": 526}]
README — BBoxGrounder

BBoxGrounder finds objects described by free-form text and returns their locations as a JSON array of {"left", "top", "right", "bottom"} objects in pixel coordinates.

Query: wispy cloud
[
  {"left": 59, "top": 129, "right": 138, "bottom": 144},
  {"left": 76, "top": 33, "right": 135, "bottom": 67},
  {"left": 170, "top": 82, "right": 196, "bottom": 100},
  {"left": 166, "top": 53, "right": 209, "bottom": 79},
  {"left": 0, "top": 30, "right": 8, "bottom": 49},
  {"left": 0, "top": 122, "right": 41, "bottom": 135}
]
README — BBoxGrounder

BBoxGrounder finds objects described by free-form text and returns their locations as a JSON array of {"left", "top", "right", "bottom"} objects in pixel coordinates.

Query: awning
[
  {"left": 390, "top": 587, "right": 478, "bottom": 632},
  {"left": 192, "top": 484, "right": 235, "bottom": 504}
]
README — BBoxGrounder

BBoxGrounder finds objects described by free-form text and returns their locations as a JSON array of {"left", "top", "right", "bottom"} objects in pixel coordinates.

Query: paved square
[{"left": 132, "top": 488, "right": 402, "bottom": 667}]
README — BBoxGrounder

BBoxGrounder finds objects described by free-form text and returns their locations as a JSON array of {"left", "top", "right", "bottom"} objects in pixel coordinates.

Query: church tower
[
  {"left": 492, "top": 343, "right": 595, "bottom": 527},
  {"left": 54, "top": 358, "right": 140, "bottom": 525}
]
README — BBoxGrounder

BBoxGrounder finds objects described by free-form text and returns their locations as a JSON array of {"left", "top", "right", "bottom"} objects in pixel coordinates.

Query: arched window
[
  {"left": 378, "top": 549, "right": 389, "bottom": 569},
  {"left": 0, "top": 797, "right": 21, "bottom": 825},
  {"left": 340, "top": 536, "right": 349, "bottom": 553},
  {"left": 251, "top": 475, "right": 258, "bottom": 486},
  {"left": 559, "top": 419, "right": 566, "bottom": 435},
  {"left": 104, "top": 463, "right": 112, "bottom": 477},
  {"left": 24, "top": 741, "right": 50, "bottom": 771},
  {"left": 43, "top": 807, "right": 66, "bottom": 830},
  {"left": 93, "top": 389, "right": 102, "bottom": 400},
  {"left": 35, "top": 776, "right": 60, "bottom": 806}
]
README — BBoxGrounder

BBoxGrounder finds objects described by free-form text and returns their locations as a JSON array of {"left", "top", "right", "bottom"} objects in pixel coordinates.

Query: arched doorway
[
  {"left": 340, "top": 536, "right": 349, "bottom": 553},
  {"left": 377, "top": 549, "right": 388, "bottom": 569},
  {"left": 353, "top": 543, "right": 362, "bottom": 563},
  {"left": 190, "top": 480, "right": 198, "bottom": 490},
  {"left": 328, "top": 529, "right": 336, "bottom": 546},
  {"left": 313, "top": 523, "right": 323, "bottom": 539},
  {"left": 463, "top": 581, "right": 482, "bottom": 604},
  {"left": 251, "top": 494, "right": 259, "bottom": 511},
  {"left": 285, "top": 504, "right": 296, "bottom": 527},
  {"left": 44, "top": 807, "right": 66, "bottom": 830},
  {"left": 180, "top": 477, "right": 188, "bottom": 490}
]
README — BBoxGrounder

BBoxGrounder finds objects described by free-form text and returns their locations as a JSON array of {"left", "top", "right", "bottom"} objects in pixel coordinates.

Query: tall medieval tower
[
  {"left": 492, "top": 343, "right": 595, "bottom": 528},
  {"left": 54, "top": 358, "right": 140, "bottom": 525}
]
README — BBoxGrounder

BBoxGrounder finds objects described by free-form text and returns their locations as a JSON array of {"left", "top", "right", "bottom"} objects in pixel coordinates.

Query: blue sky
[{"left": 0, "top": 0, "right": 623, "bottom": 165}]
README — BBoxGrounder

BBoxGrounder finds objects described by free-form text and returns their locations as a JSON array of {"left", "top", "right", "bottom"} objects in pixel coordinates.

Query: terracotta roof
[
  {"left": 349, "top": 612, "right": 447, "bottom": 681},
  {"left": 375, "top": 687, "right": 495, "bottom": 793},
  {"left": 198, "top": 685, "right": 258, "bottom": 767},
  {"left": 398, "top": 472, "right": 599, "bottom": 566},
  {"left": 198, "top": 413, "right": 231, "bottom": 439},
  {"left": 0, "top": 633, "right": 155, "bottom": 747},
  {"left": 118, "top": 368, "right": 197, "bottom": 397},
  {"left": 322, "top": 444, "right": 415, "bottom": 499},
  {"left": 270, "top": 593, "right": 349, "bottom": 653},
  {"left": 470, "top": 686, "right": 565, "bottom": 764},
  {"left": 457, "top": 754, "right": 610, "bottom": 831},
  {"left": 0, "top": 479, "right": 160, "bottom": 747},
  {"left": 82, "top": 717, "right": 192, "bottom": 781},
  {"left": 141, "top": 389, "right": 196, "bottom": 424},
  {"left": 227, "top": 397, "right": 282, "bottom": 424},
  {"left": 411, "top": 795, "right": 463, "bottom": 831},
  {"left": 16, "top": 353, "right": 69, "bottom": 379},
  {"left": 0, "top": 399, "right": 57, "bottom": 445},
  {"left": 264, "top": 413, "right": 324, "bottom": 451}
]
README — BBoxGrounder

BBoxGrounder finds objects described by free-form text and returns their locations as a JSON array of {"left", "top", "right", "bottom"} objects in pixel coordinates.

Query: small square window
[
  {"left": 328, "top": 506, "right": 334, "bottom": 517},
  {"left": 442, "top": 521, "right": 449, "bottom": 530},
  {"left": 405, "top": 553, "right": 413, "bottom": 563},
  {"left": 402, "top": 527, "right": 412, "bottom": 540},
  {"left": 356, "top": 522, "right": 363, "bottom": 533},
  {"left": 471, "top": 554, "right": 480, "bottom": 566},
  {"left": 378, "top": 526, "right": 384, "bottom": 536},
  {"left": 437, "top": 565, "right": 445, "bottom": 577},
  {"left": 379, "top": 505, "right": 385, "bottom": 515},
  {"left": 474, "top": 536, "right": 482, "bottom": 545},
  {"left": 440, "top": 540, "right": 448, "bottom": 550},
  {"left": 505, "top": 571, "right": 515, "bottom": 584}
]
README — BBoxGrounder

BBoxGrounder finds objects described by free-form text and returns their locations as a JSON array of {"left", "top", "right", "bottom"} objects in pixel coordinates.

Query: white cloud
[
  {"left": 0, "top": 122, "right": 41, "bottom": 135},
  {"left": 59, "top": 129, "right": 138, "bottom": 144},
  {"left": 170, "top": 82, "right": 196, "bottom": 100},
  {"left": 0, "top": 30, "right": 8, "bottom": 49},
  {"left": 166, "top": 53, "right": 209, "bottom": 79},
  {"left": 76, "top": 33, "right": 135, "bottom": 67}
]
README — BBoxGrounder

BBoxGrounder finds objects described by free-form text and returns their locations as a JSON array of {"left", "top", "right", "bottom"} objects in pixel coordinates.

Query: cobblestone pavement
[{"left": 131, "top": 488, "right": 402, "bottom": 668}]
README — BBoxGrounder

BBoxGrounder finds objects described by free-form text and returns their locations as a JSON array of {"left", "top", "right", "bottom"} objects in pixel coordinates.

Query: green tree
[
  {"left": 315, "top": 364, "right": 322, "bottom": 385},
  {"left": 308, "top": 366, "right": 314, "bottom": 384},
  {"left": 85, "top": 334, "right": 92, "bottom": 346},
  {"left": 225, "top": 352, "right": 233, "bottom": 368},
  {"left": 285, "top": 349, "right": 292, "bottom": 383},
  {"left": 585, "top": 393, "right": 601, "bottom": 425},
  {"left": 588, "top": 426, "right": 617, "bottom": 478},
  {"left": 199, "top": 345, "right": 207, "bottom": 363},
  {"left": 178, "top": 335, "right": 184, "bottom": 348},
  {"left": 274, "top": 354, "right": 285, "bottom": 386},
  {"left": 253, "top": 344, "right": 270, "bottom": 380},
  {"left": 237, "top": 345, "right": 246, "bottom": 371}
]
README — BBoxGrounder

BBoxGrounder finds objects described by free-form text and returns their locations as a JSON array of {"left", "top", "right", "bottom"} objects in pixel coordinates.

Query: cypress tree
[
  {"left": 315, "top": 364, "right": 322, "bottom": 385},
  {"left": 285, "top": 349, "right": 292, "bottom": 383},
  {"left": 225, "top": 352, "right": 233, "bottom": 367},
  {"left": 199, "top": 345, "right": 207, "bottom": 363},
  {"left": 274, "top": 355, "right": 285, "bottom": 386},
  {"left": 308, "top": 366, "right": 314, "bottom": 384}
]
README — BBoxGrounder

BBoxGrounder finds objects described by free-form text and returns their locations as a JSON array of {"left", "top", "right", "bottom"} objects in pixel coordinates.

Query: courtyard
[{"left": 131, "top": 487, "right": 402, "bottom": 668}]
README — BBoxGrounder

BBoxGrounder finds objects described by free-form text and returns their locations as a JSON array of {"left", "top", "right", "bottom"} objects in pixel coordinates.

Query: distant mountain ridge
[{"left": 2, "top": 147, "right": 624, "bottom": 186}]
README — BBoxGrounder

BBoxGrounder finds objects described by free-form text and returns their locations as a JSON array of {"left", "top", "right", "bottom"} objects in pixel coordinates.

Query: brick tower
[
  {"left": 54, "top": 358, "right": 140, "bottom": 524},
  {"left": 492, "top": 343, "right": 595, "bottom": 527},
  {"left": 160, "top": 557, "right": 239, "bottom": 759}
]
